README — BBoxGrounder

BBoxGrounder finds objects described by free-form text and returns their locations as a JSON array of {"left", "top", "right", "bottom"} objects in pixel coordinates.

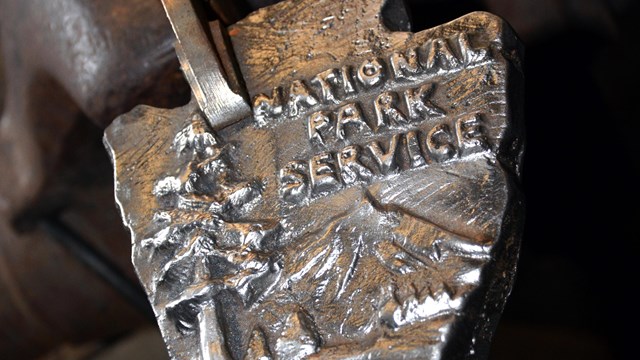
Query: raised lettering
[
  {"left": 279, "top": 161, "right": 309, "bottom": 203},
  {"left": 426, "top": 124, "right": 456, "bottom": 162},
  {"left": 275, "top": 31, "right": 499, "bottom": 203},
  {"left": 455, "top": 113, "right": 489, "bottom": 156},
  {"left": 310, "top": 152, "right": 341, "bottom": 194},
  {"left": 339, "top": 66, "right": 357, "bottom": 96},
  {"left": 357, "top": 58, "right": 385, "bottom": 88},
  {"left": 375, "top": 92, "right": 408, "bottom": 128},
  {"left": 452, "top": 33, "right": 487, "bottom": 65},
  {"left": 288, "top": 80, "right": 318, "bottom": 117},
  {"left": 336, "top": 103, "right": 371, "bottom": 140},
  {"left": 308, "top": 111, "right": 332, "bottom": 145},
  {"left": 367, "top": 134, "right": 400, "bottom": 174},
  {"left": 311, "top": 69, "right": 341, "bottom": 104},
  {"left": 403, "top": 83, "right": 445, "bottom": 121},
  {"left": 337, "top": 145, "right": 374, "bottom": 185},
  {"left": 398, "top": 131, "right": 427, "bottom": 169},
  {"left": 253, "top": 87, "right": 283, "bottom": 125},
  {"left": 390, "top": 48, "right": 422, "bottom": 80},
  {"left": 420, "top": 38, "right": 461, "bottom": 71}
]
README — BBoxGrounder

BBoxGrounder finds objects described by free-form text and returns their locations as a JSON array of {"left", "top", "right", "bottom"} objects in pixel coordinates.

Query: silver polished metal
[
  {"left": 105, "top": 0, "right": 524, "bottom": 358},
  {"left": 161, "top": 0, "right": 251, "bottom": 129}
]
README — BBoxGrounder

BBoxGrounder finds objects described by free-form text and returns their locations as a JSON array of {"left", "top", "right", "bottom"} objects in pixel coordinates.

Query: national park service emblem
[{"left": 105, "top": 1, "right": 524, "bottom": 359}]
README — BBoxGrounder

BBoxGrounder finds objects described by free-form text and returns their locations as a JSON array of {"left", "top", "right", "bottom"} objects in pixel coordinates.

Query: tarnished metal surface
[{"left": 105, "top": 0, "right": 524, "bottom": 358}]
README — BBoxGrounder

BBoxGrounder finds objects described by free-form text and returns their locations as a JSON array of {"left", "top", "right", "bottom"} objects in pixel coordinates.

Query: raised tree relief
[{"left": 104, "top": 1, "right": 524, "bottom": 359}]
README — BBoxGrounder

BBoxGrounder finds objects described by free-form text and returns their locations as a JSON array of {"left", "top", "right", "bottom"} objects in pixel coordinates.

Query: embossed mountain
[{"left": 104, "top": 1, "right": 523, "bottom": 359}]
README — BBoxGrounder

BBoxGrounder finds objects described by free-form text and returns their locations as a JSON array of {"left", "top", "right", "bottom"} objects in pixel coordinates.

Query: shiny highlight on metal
[
  {"left": 161, "top": 0, "right": 251, "bottom": 129},
  {"left": 105, "top": 0, "right": 524, "bottom": 358}
]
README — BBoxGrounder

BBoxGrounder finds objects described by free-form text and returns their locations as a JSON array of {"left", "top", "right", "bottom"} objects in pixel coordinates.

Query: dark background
[
  {"left": 1, "top": 0, "right": 638, "bottom": 359},
  {"left": 403, "top": 1, "right": 639, "bottom": 359}
]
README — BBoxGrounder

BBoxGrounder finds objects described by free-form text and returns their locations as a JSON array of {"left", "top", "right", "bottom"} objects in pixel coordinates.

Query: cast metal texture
[{"left": 105, "top": 0, "right": 524, "bottom": 358}]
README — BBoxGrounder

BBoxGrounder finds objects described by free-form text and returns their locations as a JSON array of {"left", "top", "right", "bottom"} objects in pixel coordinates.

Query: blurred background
[{"left": 0, "top": 0, "right": 638, "bottom": 359}]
